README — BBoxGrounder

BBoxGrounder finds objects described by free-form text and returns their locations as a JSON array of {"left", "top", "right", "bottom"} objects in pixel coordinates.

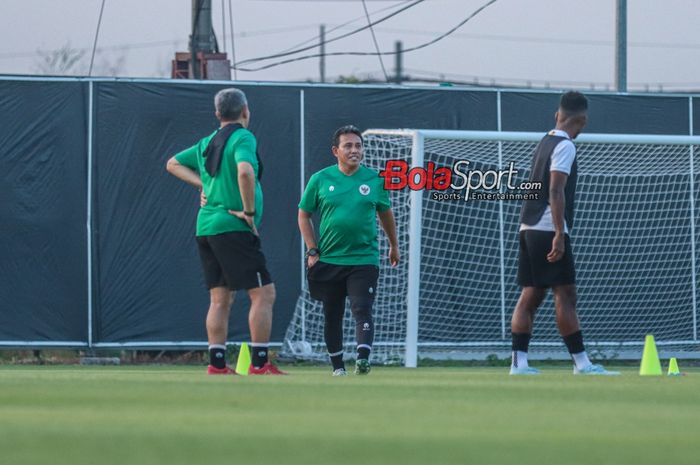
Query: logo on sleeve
[{"left": 359, "top": 184, "right": 370, "bottom": 195}]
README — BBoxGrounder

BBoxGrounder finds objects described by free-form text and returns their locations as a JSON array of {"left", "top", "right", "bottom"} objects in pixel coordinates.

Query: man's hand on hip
[
  {"left": 228, "top": 210, "right": 259, "bottom": 236},
  {"left": 307, "top": 255, "right": 319, "bottom": 268}
]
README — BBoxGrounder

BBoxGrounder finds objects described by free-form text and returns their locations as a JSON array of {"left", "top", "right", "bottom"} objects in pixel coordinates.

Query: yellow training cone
[
  {"left": 235, "top": 342, "right": 251, "bottom": 376},
  {"left": 667, "top": 357, "right": 681, "bottom": 376},
  {"left": 640, "top": 334, "right": 662, "bottom": 376}
]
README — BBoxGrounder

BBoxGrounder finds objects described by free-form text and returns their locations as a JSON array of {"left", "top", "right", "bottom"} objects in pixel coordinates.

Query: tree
[
  {"left": 34, "top": 42, "right": 127, "bottom": 77},
  {"left": 34, "top": 43, "right": 86, "bottom": 75}
]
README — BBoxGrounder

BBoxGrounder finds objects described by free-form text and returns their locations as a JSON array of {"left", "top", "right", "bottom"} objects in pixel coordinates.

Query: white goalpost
[{"left": 284, "top": 129, "right": 700, "bottom": 366}]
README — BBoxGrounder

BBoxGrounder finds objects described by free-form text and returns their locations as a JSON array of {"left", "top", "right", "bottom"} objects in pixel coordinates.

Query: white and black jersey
[{"left": 520, "top": 129, "right": 578, "bottom": 234}]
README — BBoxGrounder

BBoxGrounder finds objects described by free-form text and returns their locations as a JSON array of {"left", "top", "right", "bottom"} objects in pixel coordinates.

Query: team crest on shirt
[
  {"left": 359, "top": 184, "right": 370, "bottom": 195},
  {"left": 329, "top": 185, "right": 335, "bottom": 192}
]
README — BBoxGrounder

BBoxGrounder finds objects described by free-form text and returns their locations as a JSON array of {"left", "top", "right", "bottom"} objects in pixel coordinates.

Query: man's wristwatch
[
  {"left": 244, "top": 210, "right": 256, "bottom": 217},
  {"left": 306, "top": 247, "right": 320, "bottom": 258}
]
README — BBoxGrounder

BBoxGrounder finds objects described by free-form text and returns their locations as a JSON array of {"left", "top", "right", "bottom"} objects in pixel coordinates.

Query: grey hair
[{"left": 214, "top": 88, "right": 248, "bottom": 120}]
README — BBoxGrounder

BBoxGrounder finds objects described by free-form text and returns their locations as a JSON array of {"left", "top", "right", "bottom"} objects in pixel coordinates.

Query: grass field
[{"left": 1, "top": 365, "right": 699, "bottom": 465}]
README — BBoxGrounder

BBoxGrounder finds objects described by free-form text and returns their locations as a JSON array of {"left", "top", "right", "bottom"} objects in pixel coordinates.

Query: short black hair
[
  {"left": 559, "top": 91, "right": 588, "bottom": 115},
  {"left": 332, "top": 125, "right": 363, "bottom": 147}
]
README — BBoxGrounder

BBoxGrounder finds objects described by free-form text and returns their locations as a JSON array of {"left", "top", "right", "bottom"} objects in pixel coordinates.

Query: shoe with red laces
[
  {"left": 207, "top": 365, "right": 237, "bottom": 375},
  {"left": 248, "top": 362, "right": 287, "bottom": 375}
]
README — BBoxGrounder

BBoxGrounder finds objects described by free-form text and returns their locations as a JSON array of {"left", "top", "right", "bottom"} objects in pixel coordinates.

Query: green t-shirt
[
  {"left": 299, "top": 165, "right": 391, "bottom": 266},
  {"left": 174, "top": 127, "right": 262, "bottom": 236}
]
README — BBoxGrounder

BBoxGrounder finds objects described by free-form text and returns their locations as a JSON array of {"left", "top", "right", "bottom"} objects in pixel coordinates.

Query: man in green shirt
[
  {"left": 166, "top": 88, "right": 283, "bottom": 375},
  {"left": 299, "top": 125, "right": 400, "bottom": 376}
]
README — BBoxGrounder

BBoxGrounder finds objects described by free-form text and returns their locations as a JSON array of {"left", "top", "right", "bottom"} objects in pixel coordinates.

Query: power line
[
  {"left": 330, "top": 26, "right": 616, "bottom": 46},
  {"left": 327, "top": 25, "right": 700, "bottom": 50},
  {"left": 362, "top": 0, "right": 389, "bottom": 81},
  {"left": 234, "top": 0, "right": 498, "bottom": 72},
  {"left": 277, "top": 1, "right": 412, "bottom": 54},
  {"left": 234, "top": 0, "right": 425, "bottom": 67},
  {"left": 88, "top": 0, "right": 107, "bottom": 76},
  {"left": 6, "top": 25, "right": 700, "bottom": 63}
]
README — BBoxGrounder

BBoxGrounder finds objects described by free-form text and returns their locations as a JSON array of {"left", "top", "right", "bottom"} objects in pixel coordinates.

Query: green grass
[{"left": 1, "top": 366, "right": 699, "bottom": 465}]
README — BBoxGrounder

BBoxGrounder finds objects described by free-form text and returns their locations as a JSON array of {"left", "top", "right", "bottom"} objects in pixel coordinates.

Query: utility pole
[
  {"left": 319, "top": 24, "right": 326, "bottom": 83},
  {"left": 394, "top": 40, "right": 403, "bottom": 84},
  {"left": 173, "top": 0, "right": 229, "bottom": 80},
  {"left": 615, "top": 0, "right": 627, "bottom": 92},
  {"left": 190, "top": 0, "right": 215, "bottom": 79}
]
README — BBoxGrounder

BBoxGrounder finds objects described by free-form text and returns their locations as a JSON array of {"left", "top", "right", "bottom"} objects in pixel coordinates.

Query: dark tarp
[
  {"left": 502, "top": 91, "right": 690, "bottom": 134},
  {"left": 302, "top": 87, "right": 497, "bottom": 178},
  {"left": 2, "top": 78, "right": 699, "bottom": 347},
  {"left": 0, "top": 81, "right": 88, "bottom": 343},
  {"left": 92, "top": 82, "right": 300, "bottom": 343}
]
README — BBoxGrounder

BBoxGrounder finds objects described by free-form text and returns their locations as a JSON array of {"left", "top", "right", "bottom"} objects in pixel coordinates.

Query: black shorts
[
  {"left": 196, "top": 231, "right": 273, "bottom": 291},
  {"left": 307, "top": 262, "right": 379, "bottom": 303},
  {"left": 517, "top": 230, "right": 575, "bottom": 288}
]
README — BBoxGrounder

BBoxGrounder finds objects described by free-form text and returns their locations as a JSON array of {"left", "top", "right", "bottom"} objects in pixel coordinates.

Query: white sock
[
  {"left": 571, "top": 351, "right": 592, "bottom": 370},
  {"left": 512, "top": 351, "right": 529, "bottom": 369}
]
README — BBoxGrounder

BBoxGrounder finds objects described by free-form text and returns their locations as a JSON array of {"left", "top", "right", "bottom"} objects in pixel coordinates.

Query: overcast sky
[{"left": 1, "top": 0, "right": 699, "bottom": 91}]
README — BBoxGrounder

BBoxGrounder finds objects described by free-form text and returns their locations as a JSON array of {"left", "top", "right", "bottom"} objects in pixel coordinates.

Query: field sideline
[{"left": 1, "top": 366, "right": 698, "bottom": 465}]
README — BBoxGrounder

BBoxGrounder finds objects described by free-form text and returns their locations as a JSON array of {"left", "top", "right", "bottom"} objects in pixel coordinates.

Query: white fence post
[{"left": 405, "top": 131, "right": 423, "bottom": 368}]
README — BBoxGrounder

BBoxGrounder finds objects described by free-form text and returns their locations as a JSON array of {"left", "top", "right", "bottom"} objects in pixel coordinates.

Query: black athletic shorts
[
  {"left": 307, "top": 262, "right": 379, "bottom": 303},
  {"left": 517, "top": 230, "right": 575, "bottom": 288},
  {"left": 196, "top": 231, "right": 273, "bottom": 291}
]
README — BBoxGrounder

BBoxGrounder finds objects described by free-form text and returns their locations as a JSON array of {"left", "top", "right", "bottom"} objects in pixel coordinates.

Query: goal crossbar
[{"left": 364, "top": 129, "right": 700, "bottom": 146}]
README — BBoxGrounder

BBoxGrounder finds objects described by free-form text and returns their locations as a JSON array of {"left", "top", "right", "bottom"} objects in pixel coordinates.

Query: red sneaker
[
  {"left": 248, "top": 362, "right": 287, "bottom": 375},
  {"left": 207, "top": 365, "right": 237, "bottom": 375}
]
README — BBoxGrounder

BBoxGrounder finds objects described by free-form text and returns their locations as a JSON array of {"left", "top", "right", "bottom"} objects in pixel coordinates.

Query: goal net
[{"left": 284, "top": 129, "right": 700, "bottom": 365}]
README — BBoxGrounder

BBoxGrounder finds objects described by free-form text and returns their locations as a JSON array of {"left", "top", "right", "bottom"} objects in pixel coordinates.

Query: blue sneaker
[
  {"left": 355, "top": 359, "right": 371, "bottom": 375},
  {"left": 509, "top": 366, "right": 540, "bottom": 375},
  {"left": 574, "top": 364, "right": 620, "bottom": 376}
]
